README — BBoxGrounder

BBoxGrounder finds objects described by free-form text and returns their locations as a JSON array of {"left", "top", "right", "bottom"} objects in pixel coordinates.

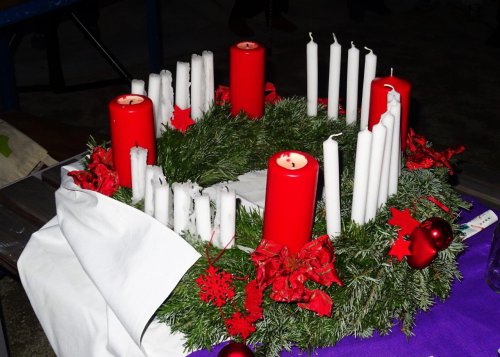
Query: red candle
[
  {"left": 230, "top": 41, "right": 265, "bottom": 119},
  {"left": 368, "top": 74, "right": 411, "bottom": 151},
  {"left": 262, "top": 151, "right": 319, "bottom": 254},
  {"left": 109, "top": 94, "right": 156, "bottom": 188}
]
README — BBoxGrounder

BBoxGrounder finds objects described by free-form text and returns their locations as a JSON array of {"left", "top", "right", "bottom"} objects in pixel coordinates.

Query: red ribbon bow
[
  {"left": 406, "top": 129, "right": 464, "bottom": 174},
  {"left": 250, "top": 235, "right": 342, "bottom": 317}
]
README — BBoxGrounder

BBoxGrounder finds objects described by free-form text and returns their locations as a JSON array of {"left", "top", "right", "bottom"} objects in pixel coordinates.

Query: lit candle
[
  {"left": 130, "top": 146, "right": 148, "bottom": 202},
  {"left": 230, "top": 41, "right": 265, "bottom": 119},
  {"left": 364, "top": 123, "right": 387, "bottom": 222},
  {"left": 377, "top": 112, "right": 394, "bottom": 208},
  {"left": 328, "top": 33, "right": 342, "bottom": 120},
  {"left": 307, "top": 32, "right": 318, "bottom": 117},
  {"left": 359, "top": 47, "right": 377, "bottom": 129},
  {"left": 219, "top": 188, "right": 236, "bottom": 249},
  {"left": 323, "top": 135, "right": 342, "bottom": 237},
  {"left": 202, "top": 50, "right": 214, "bottom": 112},
  {"left": 195, "top": 194, "right": 212, "bottom": 242},
  {"left": 148, "top": 73, "right": 161, "bottom": 136},
  {"left": 153, "top": 177, "right": 170, "bottom": 226},
  {"left": 262, "top": 151, "right": 319, "bottom": 254},
  {"left": 387, "top": 88, "right": 402, "bottom": 194},
  {"left": 109, "top": 94, "right": 156, "bottom": 188},
  {"left": 368, "top": 70, "right": 411, "bottom": 151},
  {"left": 175, "top": 62, "right": 190, "bottom": 110},
  {"left": 346, "top": 41, "right": 359, "bottom": 125},
  {"left": 351, "top": 128, "right": 372, "bottom": 225},
  {"left": 131, "top": 79, "right": 146, "bottom": 95},
  {"left": 191, "top": 54, "right": 205, "bottom": 121},
  {"left": 159, "top": 69, "right": 174, "bottom": 133},
  {"left": 172, "top": 182, "right": 192, "bottom": 234}
]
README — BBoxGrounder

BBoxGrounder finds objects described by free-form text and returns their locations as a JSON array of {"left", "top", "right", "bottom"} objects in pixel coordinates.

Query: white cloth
[{"left": 18, "top": 164, "right": 200, "bottom": 357}]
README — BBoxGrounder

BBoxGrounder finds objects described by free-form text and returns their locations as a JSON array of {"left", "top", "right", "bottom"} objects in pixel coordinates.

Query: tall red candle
[
  {"left": 368, "top": 75, "right": 411, "bottom": 151},
  {"left": 262, "top": 151, "right": 319, "bottom": 254},
  {"left": 109, "top": 94, "right": 156, "bottom": 188},
  {"left": 230, "top": 41, "right": 265, "bottom": 119}
]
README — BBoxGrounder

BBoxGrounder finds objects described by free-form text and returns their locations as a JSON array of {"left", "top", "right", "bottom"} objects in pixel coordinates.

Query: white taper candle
[
  {"left": 307, "top": 32, "right": 318, "bottom": 117},
  {"left": 195, "top": 194, "right": 212, "bottom": 242},
  {"left": 202, "top": 50, "right": 214, "bottom": 112},
  {"left": 378, "top": 112, "right": 394, "bottom": 208},
  {"left": 131, "top": 79, "right": 146, "bottom": 95},
  {"left": 328, "top": 34, "right": 342, "bottom": 120},
  {"left": 364, "top": 123, "right": 387, "bottom": 222},
  {"left": 175, "top": 61, "right": 190, "bottom": 110},
  {"left": 351, "top": 128, "right": 372, "bottom": 224},
  {"left": 173, "top": 182, "right": 192, "bottom": 234},
  {"left": 130, "top": 147, "right": 148, "bottom": 202},
  {"left": 219, "top": 188, "right": 236, "bottom": 249},
  {"left": 360, "top": 47, "right": 377, "bottom": 129},
  {"left": 346, "top": 41, "right": 359, "bottom": 125},
  {"left": 153, "top": 178, "right": 170, "bottom": 226},
  {"left": 190, "top": 54, "right": 205, "bottom": 121},
  {"left": 323, "top": 134, "right": 342, "bottom": 237}
]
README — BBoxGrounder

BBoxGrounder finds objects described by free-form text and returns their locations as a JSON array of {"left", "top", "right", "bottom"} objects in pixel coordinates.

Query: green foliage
[{"left": 152, "top": 100, "right": 469, "bottom": 356}]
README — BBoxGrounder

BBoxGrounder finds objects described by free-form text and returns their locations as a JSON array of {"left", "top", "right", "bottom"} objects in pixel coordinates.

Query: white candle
[
  {"left": 159, "top": 69, "right": 174, "bottom": 133},
  {"left": 130, "top": 147, "right": 148, "bottom": 202},
  {"left": 387, "top": 88, "right": 402, "bottom": 191},
  {"left": 153, "top": 177, "right": 170, "bottom": 226},
  {"left": 172, "top": 182, "right": 192, "bottom": 234},
  {"left": 351, "top": 128, "right": 372, "bottom": 224},
  {"left": 328, "top": 34, "right": 342, "bottom": 120},
  {"left": 144, "top": 165, "right": 164, "bottom": 216},
  {"left": 190, "top": 54, "right": 205, "bottom": 121},
  {"left": 202, "top": 50, "right": 214, "bottom": 112},
  {"left": 377, "top": 112, "right": 394, "bottom": 208},
  {"left": 323, "top": 135, "right": 342, "bottom": 237},
  {"left": 307, "top": 32, "right": 318, "bottom": 117},
  {"left": 359, "top": 47, "right": 377, "bottom": 129},
  {"left": 195, "top": 194, "right": 212, "bottom": 242},
  {"left": 364, "top": 123, "right": 387, "bottom": 222},
  {"left": 131, "top": 79, "right": 146, "bottom": 95},
  {"left": 346, "top": 41, "right": 359, "bottom": 125},
  {"left": 175, "top": 61, "right": 190, "bottom": 110},
  {"left": 219, "top": 188, "right": 236, "bottom": 249},
  {"left": 148, "top": 73, "right": 161, "bottom": 134}
]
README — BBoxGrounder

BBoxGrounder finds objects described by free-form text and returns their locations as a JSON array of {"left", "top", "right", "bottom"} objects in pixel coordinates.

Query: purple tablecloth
[{"left": 189, "top": 195, "right": 500, "bottom": 356}]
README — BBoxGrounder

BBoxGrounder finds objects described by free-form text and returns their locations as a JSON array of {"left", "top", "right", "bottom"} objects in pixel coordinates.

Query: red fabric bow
[
  {"left": 250, "top": 235, "right": 342, "bottom": 317},
  {"left": 406, "top": 129, "right": 464, "bottom": 174},
  {"left": 215, "top": 82, "right": 282, "bottom": 106}
]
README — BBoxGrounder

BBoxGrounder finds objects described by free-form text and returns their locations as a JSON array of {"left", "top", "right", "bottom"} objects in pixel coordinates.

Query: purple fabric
[{"left": 189, "top": 196, "right": 500, "bottom": 356}]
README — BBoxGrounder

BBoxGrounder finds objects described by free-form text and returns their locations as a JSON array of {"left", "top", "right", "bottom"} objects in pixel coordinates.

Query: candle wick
[
  {"left": 159, "top": 177, "right": 163, "bottom": 185},
  {"left": 331, "top": 133, "right": 343, "bottom": 138},
  {"left": 246, "top": 42, "right": 249, "bottom": 48},
  {"left": 364, "top": 46, "right": 372, "bottom": 54},
  {"left": 351, "top": 41, "right": 355, "bottom": 48},
  {"left": 332, "top": 33, "right": 337, "bottom": 43},
  {"left": 390, "top": 67, "right": 394, "bottom": 76},
  {"left": 129, "top": 100, "right": 133, "bottom": 105},
  {"left": 309, "top": 32, "right": 313, "bottom": 42},
  {"left": 384, "top": 84, "right": 395, "bottom": 91},
  {"left": 292, "top": 162, "right": 295, "bottom": 168}
]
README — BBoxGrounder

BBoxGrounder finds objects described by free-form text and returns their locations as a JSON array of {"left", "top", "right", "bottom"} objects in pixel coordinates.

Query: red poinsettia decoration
[
  {"left": 68, "top": 146, "right": 119, "bottom": 196},
  {"left": 406, "top": 129, "right": 464, "bottom": 174},
  {"left": 251, "top": 235, "right": 343, "bottom": 317}
]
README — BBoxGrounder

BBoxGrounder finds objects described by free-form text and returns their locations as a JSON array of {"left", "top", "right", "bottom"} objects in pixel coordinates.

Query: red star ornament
[
  {"left": 171, "top": 105, "right": 195, "bottom": 133},
  {"left": 388, "top": 235, "right": 411, "bottom": 261},
  {"left": 387, "top": 207, "right": 420, "bottom": 237}
]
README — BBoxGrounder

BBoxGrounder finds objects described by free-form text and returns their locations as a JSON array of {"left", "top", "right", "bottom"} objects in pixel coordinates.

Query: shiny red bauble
[
  {"left": 419, "top": 217, "right": 454, "bottom": 251},
  {"left": 407, "top": 226, "right": 438, "bottom": 270},
  {"left": 218, "top": 342, "right": 255, "bottom": 357}
]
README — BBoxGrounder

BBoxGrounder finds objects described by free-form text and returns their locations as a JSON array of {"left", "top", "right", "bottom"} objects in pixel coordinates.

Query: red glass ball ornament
[
  {"left": 407, "top": 227, "right": 438, "bottom": 269},
  {"left": 218, "top": 342, "right": 255, "bottom": 357},
  {"left": 418, "top": 217, "right": 453, "bottom": 251}
]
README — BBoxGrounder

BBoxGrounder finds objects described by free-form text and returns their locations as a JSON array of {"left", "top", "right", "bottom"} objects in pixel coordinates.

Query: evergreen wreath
[{"left": 114, "top": 98, "right": 467, "bottom": 356}]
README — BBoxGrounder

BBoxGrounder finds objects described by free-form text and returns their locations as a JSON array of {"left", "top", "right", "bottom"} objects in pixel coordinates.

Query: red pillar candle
[
  {"left": 262, "top": 151, "right": 319, "bottom": 254},
  {"left": 368, "top": 74, "right": 411, "bottom": 151},
  {"left": 109, "top": 94, "right": 156, "bottom": 188},
  {"left": 230, "top": 41, "right": 265, "bottom": 119}
]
